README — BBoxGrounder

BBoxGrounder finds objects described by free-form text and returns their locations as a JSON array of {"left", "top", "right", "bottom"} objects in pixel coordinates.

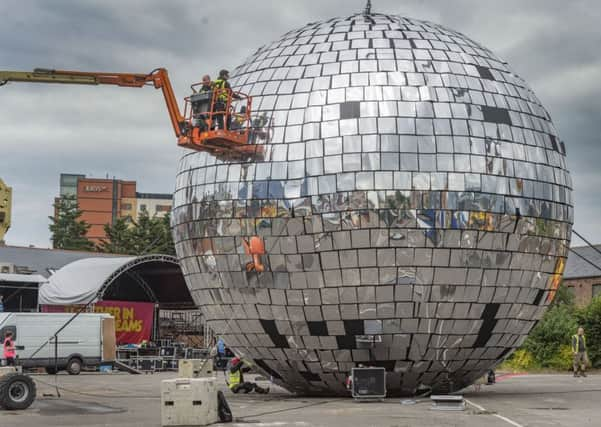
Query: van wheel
[
  {"left": 0, "top": 373, "right": 37, "bottom": 410},
  {"left": 66, "top": 358, "right": 82, "bottom": 375},
  {"left": 45, "top": 367, "right": 57, "bottom": 375}
]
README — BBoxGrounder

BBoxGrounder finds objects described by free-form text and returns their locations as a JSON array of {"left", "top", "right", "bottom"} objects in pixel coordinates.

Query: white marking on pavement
[
  {"left": 465, "top": 398, "right": 525, "bottom": 427},
  {"left": 493, "top": 414, "right": 525, "bottom": 427},
  {"left": 465, "top": 399, "right": 486, "bottom": 412},
  {"left": 230, "top": 423, "right": 309, "bottom": 426}
]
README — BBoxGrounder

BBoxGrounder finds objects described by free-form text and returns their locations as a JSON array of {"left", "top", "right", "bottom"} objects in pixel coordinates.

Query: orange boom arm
[{"left": 0, "top": 67, "right": 263, "bottom": 160}]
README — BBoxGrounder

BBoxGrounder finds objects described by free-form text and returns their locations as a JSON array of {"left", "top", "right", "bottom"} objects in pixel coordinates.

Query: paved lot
[{"left": 0, "top": 372, "right": 599, "bottom": 426}]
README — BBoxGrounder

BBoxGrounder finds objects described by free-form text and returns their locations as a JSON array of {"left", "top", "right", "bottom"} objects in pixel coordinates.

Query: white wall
[{"left": 137, "top": 198, "right": 172, "bottom": 218}]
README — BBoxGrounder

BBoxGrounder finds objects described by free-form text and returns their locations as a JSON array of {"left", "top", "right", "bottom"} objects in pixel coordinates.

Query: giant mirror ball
[{"left": 172, "top": 10, "right": 572, "bottom": 395}]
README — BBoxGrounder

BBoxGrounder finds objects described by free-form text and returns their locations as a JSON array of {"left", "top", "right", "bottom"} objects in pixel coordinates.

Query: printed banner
[{"left": 42, "top": 300, "right": 155, "bottom": 345}]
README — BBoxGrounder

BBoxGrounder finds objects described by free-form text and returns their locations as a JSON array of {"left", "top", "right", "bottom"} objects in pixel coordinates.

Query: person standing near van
[
  {"left": 0, "top": 294, "right": 5, "bottom": 312},
  {"left": 3, "top": 331, "right": 16, "bottom": 366}
]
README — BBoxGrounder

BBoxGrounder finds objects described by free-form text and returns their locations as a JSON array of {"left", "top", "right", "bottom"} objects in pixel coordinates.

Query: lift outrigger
[{"left": 0, "top": 68, "right": 263, "bottom": 161}]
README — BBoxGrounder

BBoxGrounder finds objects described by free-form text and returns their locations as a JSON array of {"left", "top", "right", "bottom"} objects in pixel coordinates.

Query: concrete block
[
  {"left": 178, "top": 359, "right": 214, "bottom": 378},
  {"left": 161, "top": 377, "right": 219, "bottom": 426},
  {"left": 430, "top": 395, "right": 465, "bottom": 411}
]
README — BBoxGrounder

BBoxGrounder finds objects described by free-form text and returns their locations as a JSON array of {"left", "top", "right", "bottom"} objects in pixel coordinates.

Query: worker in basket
[
  {"left": 227, "top": 356, "right": 269, "bottom": 394},
  {"left": 212, "top": 69, "right": 240, "bottom": 131},
  {"left": 197, "top": 74, "right": 213, "bottom": 93},
  {"left": 191, "top": 74, "right": 214, "bottom": 131}
]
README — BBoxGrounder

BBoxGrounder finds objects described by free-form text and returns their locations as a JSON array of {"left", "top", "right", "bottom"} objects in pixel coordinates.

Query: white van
[{"left": 0, "top": 312, "right": 116, "bottom": 374}]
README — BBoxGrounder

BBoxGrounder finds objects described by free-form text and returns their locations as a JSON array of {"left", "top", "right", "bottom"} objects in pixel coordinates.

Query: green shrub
[
  {"left": 546, "top": 345, "right": 574, "bottom": 370},
  {"left": 577, "top": 296, "right": 601, "bottom": 368},
  {"left": 498, "top": 287, "right": 601, "bottom": 371},
  {"left": 523, "top": 304, "right": 579, "bottom": 367},
  {"left": 501, "top": 349, "right": 538, "bottom": 371}
]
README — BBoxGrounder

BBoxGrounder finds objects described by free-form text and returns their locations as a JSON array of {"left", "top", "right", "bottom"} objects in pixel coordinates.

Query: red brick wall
[
  {"left": 121, "top": 181, "right": 137, "bottom": 198},
  {"left": 76, "top": 178, "right": 137, "bottom": 243},
  {"left": 563, "top": 277, "right": 601, "bottom": 307}
]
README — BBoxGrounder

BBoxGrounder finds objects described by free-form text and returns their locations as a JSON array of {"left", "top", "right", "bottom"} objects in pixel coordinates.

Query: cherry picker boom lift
[{"left": 0, "top": 68, "right": 263, "bottom": 160}]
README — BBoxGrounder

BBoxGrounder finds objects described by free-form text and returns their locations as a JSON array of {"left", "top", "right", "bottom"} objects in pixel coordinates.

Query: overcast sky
[{"left": 1, "top": 0, "right": 600, "bottom": 248}]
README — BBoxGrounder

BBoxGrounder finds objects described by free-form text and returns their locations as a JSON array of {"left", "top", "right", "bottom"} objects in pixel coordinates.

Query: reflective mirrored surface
[{"left": 172, "top": 11, "right": 572, "bottom": 396}]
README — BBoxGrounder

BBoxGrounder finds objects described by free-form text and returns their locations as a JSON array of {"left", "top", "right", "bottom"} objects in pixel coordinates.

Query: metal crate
[{"left": 351, "top": 367, "right": 386, "bottom": 399}]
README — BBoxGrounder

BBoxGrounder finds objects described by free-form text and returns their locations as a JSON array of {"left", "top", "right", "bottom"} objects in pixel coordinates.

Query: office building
[{"left": 57, "top": 173, "right": 172, "bottom": 244}]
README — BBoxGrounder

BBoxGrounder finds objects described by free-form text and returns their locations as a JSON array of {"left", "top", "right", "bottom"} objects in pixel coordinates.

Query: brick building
[
  {"left": 57, "top": 174, "right": 172, "bottom": 244},
  {"left": 563, "top": 245, "right": 601, "bottom": 306}
]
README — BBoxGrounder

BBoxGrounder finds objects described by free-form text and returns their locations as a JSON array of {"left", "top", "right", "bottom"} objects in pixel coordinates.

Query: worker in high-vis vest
[
  {"left": 228, "top": 356, "right": 269, "bottom": 394},
  {"left": 212, "top": 69, "right": 241, "bottom": 131},
  {"left": 3, "top": 330, "right": 16, "bottom": 366},
  {"left": 572, "top": 327, "right": 589, "bottom": 377}
]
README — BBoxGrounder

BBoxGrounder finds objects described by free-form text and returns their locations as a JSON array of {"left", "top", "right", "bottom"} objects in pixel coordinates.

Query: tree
[
  {"left": 154, "top": 212, "right": 175, "bottom": 256},
  {"left": 97, "top": 217, "right": 133, "bottom": 254},
  {"left": 551, "top": 282, "right": 575, "bottom": 307},
  {"left": 98, "top": 208, "right": 175, "bottom": 255},
  {"left": 49, "top": 195, "right": 94, "bottom": 251}
]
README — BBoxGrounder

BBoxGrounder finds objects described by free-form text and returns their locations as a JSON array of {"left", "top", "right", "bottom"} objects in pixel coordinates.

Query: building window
[
  {"left": 122, "top": 203, "right": 133, "bottom": 210},
  {"left": 156, "top": 204, "right": 171, "bottom": 212},
  {"left": 60, "top": 175, "right": 82, "bottom": 186},
  {"left": 593, "top": 284, "right": 601, "bottom": 298},
  {"left": 140, "top": 204, "right": 147, "bottom": 211}
]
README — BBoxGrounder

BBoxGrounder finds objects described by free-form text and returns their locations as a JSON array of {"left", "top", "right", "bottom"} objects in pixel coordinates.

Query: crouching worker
[{"left": 227, "top": 357, "right": 269, "bottom": 394}]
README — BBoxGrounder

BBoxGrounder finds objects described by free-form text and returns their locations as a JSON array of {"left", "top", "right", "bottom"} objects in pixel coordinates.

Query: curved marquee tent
[{"left": 39, "top": 254, "right": 194, "bottom": 309}]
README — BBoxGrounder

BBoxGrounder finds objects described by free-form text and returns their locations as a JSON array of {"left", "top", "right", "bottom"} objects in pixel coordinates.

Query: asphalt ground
[{"left": 0, "top": 371, "right": 599, "bottom": 426}]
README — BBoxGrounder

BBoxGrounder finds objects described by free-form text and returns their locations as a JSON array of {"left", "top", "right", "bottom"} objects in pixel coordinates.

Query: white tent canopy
[
  {"left": 38, "top": 254, "right": 194, "bottom": 309},
  {"left": 39, "top": 257, "right": 135, "bottom": 305}
]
